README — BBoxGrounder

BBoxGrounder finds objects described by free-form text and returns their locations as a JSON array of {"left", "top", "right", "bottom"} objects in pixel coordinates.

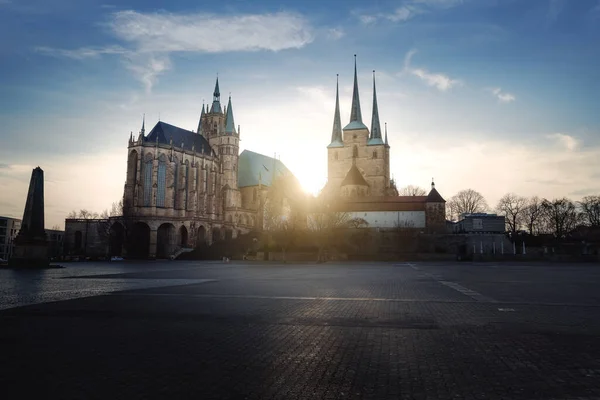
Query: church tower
[
  {"left": 201, "top": 77, "right": 240, "bottom": 191},
  {"left": 326, "top": 57, "right": 391, "bottom": 197}
]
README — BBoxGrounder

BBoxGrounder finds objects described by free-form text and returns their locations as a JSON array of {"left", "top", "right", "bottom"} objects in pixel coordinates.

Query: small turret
[
  {"left": 197, "top": 103, "right": 205, "bottom": 135},
  {"left": 210, "top": 77, "right": 222, "bottom": 114},
  {"left": 384, "top": 122, "right": 389, "bottom": 147},
  {"left": 225, "top": 96, "right": 236, "bottom": 135}
]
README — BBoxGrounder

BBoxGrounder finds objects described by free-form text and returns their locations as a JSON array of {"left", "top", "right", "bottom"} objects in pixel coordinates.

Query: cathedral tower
[
  {"left": 202, "top": 77, "right": 240, "bottom": 191},
  {"left": 326, "top": 57, "right": 392, "bottom": 197}
]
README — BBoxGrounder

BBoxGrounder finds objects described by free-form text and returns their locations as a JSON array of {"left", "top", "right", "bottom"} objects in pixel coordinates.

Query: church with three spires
[{"left": 323, "top": 57, "right": 446, "bottom": 231}]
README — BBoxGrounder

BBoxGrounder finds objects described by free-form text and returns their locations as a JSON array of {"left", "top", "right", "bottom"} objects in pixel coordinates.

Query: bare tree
[
  {"left": 579, "top": 196, "right": 600, "bottom": 227},
  {"left": 522, "top": 196, "right": 544, "bottom": 235},
  {"left": 446, "top": 189, "right": 488, "bottom": 221},
  {"left": 541, "top": 198, "right": 582, "bottom": 238},
  {"left": 495, "top": 193, "right": 527, "bottom": 234},
  {"left": 66, "top": 211, "right": 78, "bottom": 219},
  {"left": 398, "top": 185, "right": 427, "bottom": 196},
  {"left": 263, "top": 175, "right": 307, "bottom": 262},
  {"left": 308, "top": 194, "right": 350, "bottom": 262},
  {"left": 51, "top": 224, "right": 61, "bottom": 231},
  {"left": 110, "top": 200, "right": 123, "bottom": 217}
]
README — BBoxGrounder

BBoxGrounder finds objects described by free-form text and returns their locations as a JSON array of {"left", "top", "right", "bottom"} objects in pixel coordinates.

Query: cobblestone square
[{"left": 1, "top": 261, "right": 599, "bottom": 399}]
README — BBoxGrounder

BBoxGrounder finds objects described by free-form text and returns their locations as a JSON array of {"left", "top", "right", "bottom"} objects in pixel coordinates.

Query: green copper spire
[
  {"left": 210, "top": 77, "right": 222, "bottom": 113},
  {"left": 343, "top": 55, "right": 368, "bottom": 131},
  {"left": 225, "top": 96, "right": 236, "bottom": 135},
  {"left": 328, "top": 74, "right": 343, "bottom": 148},
  {"left": 370, "top": 71, "right": 382, "bottom": 139},
  {"left": 368, "top": 71, "right": 384, "bottom": 145}
]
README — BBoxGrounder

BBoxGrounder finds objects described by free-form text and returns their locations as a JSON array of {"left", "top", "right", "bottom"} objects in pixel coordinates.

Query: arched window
[
  {"left": 353, "top": 145, "right": 358, "bottom": 159},
  {"left": 183, "top": 161, "right": 190, "bottom": 209},
  {"left": 203, "top": 168, "right": 208, "bottom": 193},
  {"left": 173, "top": 158, "right": 179, "bottom": 208},
  {"left": 156, "top": 157, "right": 167, "bottom": 207},
  {"left": 143, "top": 158, "right": 153, "bottom": 206},
  {"left": 128, "top": 151, "right": 138, "bottom": 184}
]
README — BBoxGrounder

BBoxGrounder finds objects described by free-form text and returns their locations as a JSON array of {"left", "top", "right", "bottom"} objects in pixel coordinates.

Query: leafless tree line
[
  {"left": 496, "top": 194, "right": 600, "bottom": 237},
  {"left": 67, "top": 200, "right": 123, "bottom": 220},
  {"left": 442, "top": 188, "right": 600, "bottom": 238}
]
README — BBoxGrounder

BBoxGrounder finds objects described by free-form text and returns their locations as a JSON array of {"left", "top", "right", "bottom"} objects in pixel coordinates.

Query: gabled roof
[
  {"left": 145, "top": 121, "right": 213, "bottom": 155},
  {"left": 237, "top": 150, "right": 295, "bottom": 188},
  {"left": 341, "top": 164, "right": 369, "bottom": 187},
  {"left": 426, "top": 187, "right": 445, "bottom": 203}
]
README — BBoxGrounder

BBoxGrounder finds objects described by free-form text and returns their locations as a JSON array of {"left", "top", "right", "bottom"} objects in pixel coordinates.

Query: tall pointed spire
[
  {"left": 343, "top": 55, "right": 368, "bottom": 131},
  {"left": 225, "top": 96, "right": 236, "bottom": 135},
  {"left": 140, "top": 113, "right": 145, "bottom": 135},
  {"left": 384, "top": 122, "right": 389, "bottom": 147},
  {"left": 370, "top": 71, "right": 383, "bottom": 143},
  {"left": 210, "top": 76, "right": 222, "bottom": 113},
  {"left": 197, "top": 103, "right": 205, "bottom": 134},
  {"left": 328, "top": 74, "right": 343, "bottom": 147}
]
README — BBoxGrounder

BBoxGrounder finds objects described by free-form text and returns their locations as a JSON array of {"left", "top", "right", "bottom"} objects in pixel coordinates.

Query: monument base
[{"left": 9, "top": 242, "right": 49, "bottom": 268}]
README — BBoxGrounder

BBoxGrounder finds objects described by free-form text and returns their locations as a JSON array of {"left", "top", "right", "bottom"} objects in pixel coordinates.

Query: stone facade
[
  {"left": 324, "top": 59, "right": 446, "bottom": 231},
  {"left": 65, "top": 78, "right": 297, "bottom": 259}
]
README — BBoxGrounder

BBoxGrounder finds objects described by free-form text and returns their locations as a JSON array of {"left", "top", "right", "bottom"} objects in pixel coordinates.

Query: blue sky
[{"left": 1, "top": 0, "right": 599, "bottom": 228}]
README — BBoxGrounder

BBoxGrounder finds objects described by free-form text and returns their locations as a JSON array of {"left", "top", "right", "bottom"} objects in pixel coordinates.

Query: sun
[{"left": 295, "top": 169, "right": 327, "bottom": 197}]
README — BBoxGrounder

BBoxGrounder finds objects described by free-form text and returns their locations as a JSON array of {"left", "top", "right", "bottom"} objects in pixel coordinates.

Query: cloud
[
  {"left": 412, "top": 0, "right": 464, "bottom": 7},
  {"left": 36, "top": 10, "right": 315, "bottom": 92},
  {"left": 122, "top": 53, "right": 171, "bottom": 94},
  {"left": 488, "top": 87, "right": 516, "bottom": 103},
  {"left": 547, "top": 133, "right": 579, "bottom": 151},
  {"left": 327, "top": 28, "right": 345, "bottom": 40},
  {"left": 108, "top": 11, "right": 313, "bottom": 53},
  {"left": 35, "top": 45, "right": 127, "bottom": 60},
  {"left": 0, "top": 163, "right": 9, "bottom": 169},
  {"left": 355, "top": 0, "right": 464, "bottom": 24},
  {"left": 402, "top": 49, "right": 462, "bottom": 91},
  {"left": 356, "top": 6, "right": 420, "bottom": 24}
]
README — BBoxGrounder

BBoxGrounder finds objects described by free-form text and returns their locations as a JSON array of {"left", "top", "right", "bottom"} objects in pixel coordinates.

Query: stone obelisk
[{"left": 10, "top": 167, "right": 49, "bottom": 268}]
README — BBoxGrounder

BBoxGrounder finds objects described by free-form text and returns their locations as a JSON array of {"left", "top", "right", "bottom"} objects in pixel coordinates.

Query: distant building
[
  {"left": 46, "top": 228, "right": 65, "bottom": 259},
  {"left": 0, "top": 216, "right": 21, "bottom": 261},
  {"left": 62, "top": 77, "right": 301, "bottom": 259},
  {"left": 453, "top": 213, "right": 505, "bottom": 234},
  {"left": 320, "top": 59, "right": 446, "bottom": 231}
]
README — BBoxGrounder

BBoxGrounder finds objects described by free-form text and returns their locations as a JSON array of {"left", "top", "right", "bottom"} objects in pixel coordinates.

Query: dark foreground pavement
[{"left": 1, "top": 261, "right": 600, "bottom": 399}]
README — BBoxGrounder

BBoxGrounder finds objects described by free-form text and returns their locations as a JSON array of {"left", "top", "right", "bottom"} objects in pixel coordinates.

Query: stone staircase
[{"left": 170, "top": 247, "right": 194, "bottom": 260}]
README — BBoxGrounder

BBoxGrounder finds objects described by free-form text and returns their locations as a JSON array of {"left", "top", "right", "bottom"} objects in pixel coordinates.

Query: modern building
[
  {"left": 64, "top": 78, "right": 300, "bottom": 259},
  {"left": 322, "top": 58, "right": 446, "bottom": 231},
  {"left": 0, "top": 216, "right": 21, "bottom": 261},
  {"left": 452, "top": 213, "right": 506, "bottom": 234}
]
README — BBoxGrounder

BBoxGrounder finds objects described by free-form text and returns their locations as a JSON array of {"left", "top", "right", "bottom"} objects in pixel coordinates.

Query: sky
[{"left": 1, "top": 0, "right": 599, "bottom": 229}]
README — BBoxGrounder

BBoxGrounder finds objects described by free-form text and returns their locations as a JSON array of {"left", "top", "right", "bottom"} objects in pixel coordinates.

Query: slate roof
[
  {"left": 426, "top": 187, "right": 446, "bottom": 203},
  {"left": 237, "top": 150, "right": 295, "bottom": 188},
  {"left": 341, "top": 164, "right": 369, "bottom": 187},
  {"left": 144, "top": 121, "right": 213, "bottom": 156}
]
